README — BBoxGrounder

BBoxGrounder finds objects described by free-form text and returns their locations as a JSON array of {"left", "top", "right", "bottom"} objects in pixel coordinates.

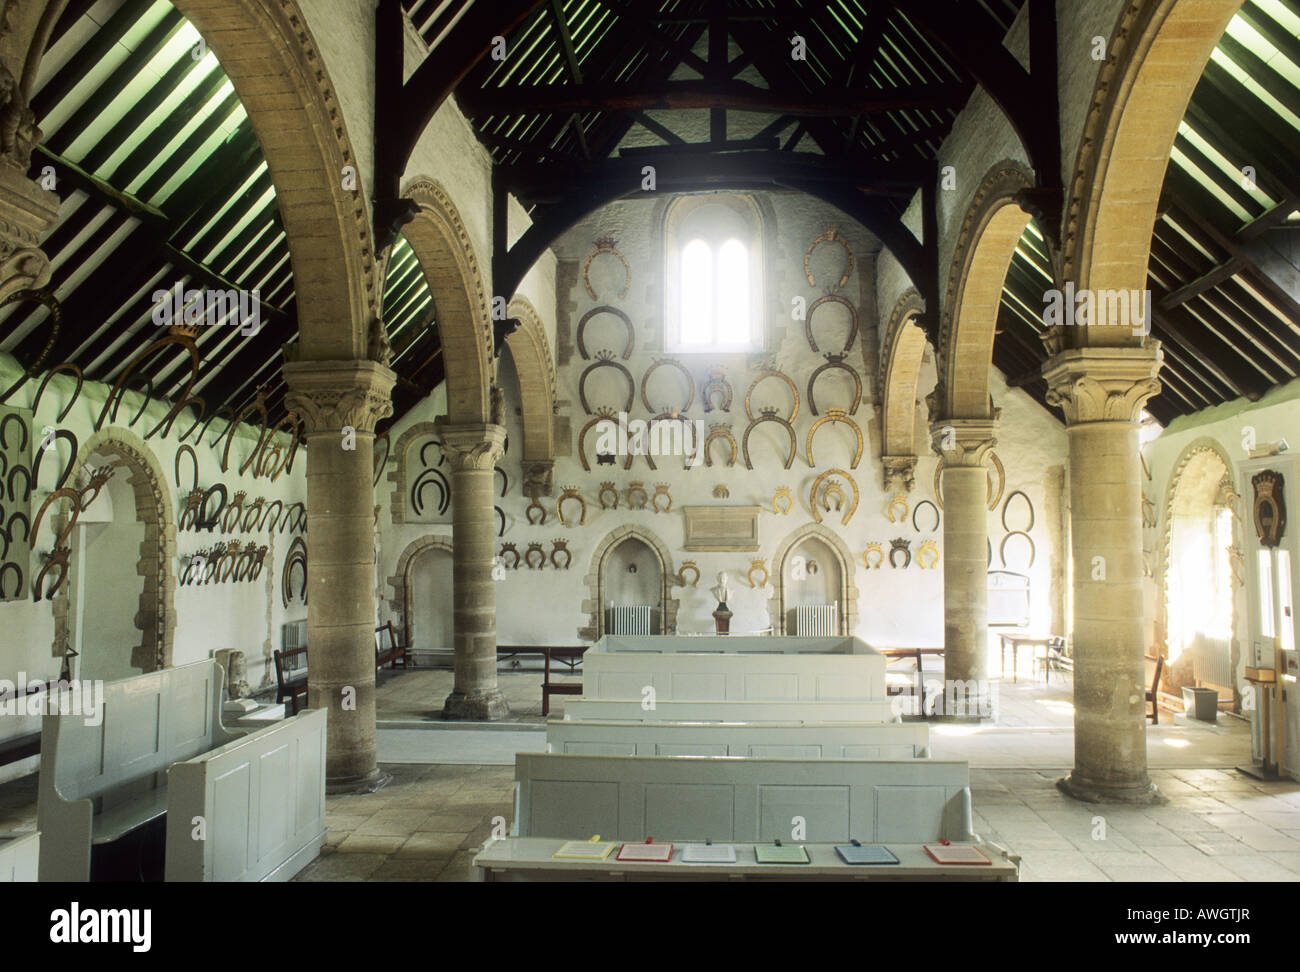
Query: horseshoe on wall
[
  {"left": 0, "top": 560, "right": 25, "bottom": 598},
  {"left": 577, "top": 409, "right": 619, "bottom": 472},
  {"left": 167, "top": 397, "right": 208, "bottom": 444},
  {"left": 199, "top": 406, "right": 238, "bottom": 451},
  {"left": 582, "top": 238, "right": 631, "bottom": 301},
  {"left": 7, "top": 511, "right": 29, "bottom": 544},
  {"left": 495, "top": 466, "right": 508, "bottom": 498},
  {"left": 999, "top": 530, "right": 1037, "bottom": 569},
  {"left": 373, "top": 432, "right": 391, "bottom": 488},
  {"left": 31, "top": 362, "right": 83, "bottom": 424},
  {"left": 807, "top": 354, "right": 862, "bottom": 416},
  {"left": 805, "top": 294, "right": 859, "bottom": 355},
  {"left": 576, "top": 305, "right": 635, "bottom": 360},
  {"left": 912, "top": 499, "right": 941, "bottom": 534},
  {"left": 412, "top": 467, "right": 450, "bottom": 517},
  {"left": 703, "top": 424, "right": 738, "bottom": 468},
  {"left": 1001, "top": 489, "right": 1035, "bottom": 534},
  {"left": 174, "top": 445, "right": 199, "bottom": 494},
  {"left": 810, "top": 468, "right": 859, "bottom": 526},
  {"left": 741, "top": 411, "right": 797, "bottom": 470},
  {"left": 7, "top": 465, "right": 31, "bottom": 503},
  {"left": 496, "top": 506, "right": 507, "bottom": 537},
  {"left": 260, "top": 499, "right": 283, "bottom": 532},
  {"left": 95, "top": 326, "right": 200, "bottom": 435},
  {"left": 419, "top": 439, "right": 445, "bottom": 468},
  {"left": 0, "top": 413, "right": 28, "bottom": 452},
  {"left": 145, "top": 394, "right": 205, "bottom": 442},
  {"left": 744, "top": 370, "right": 800, "bottom": 423},
  {"left": 282, "top": 537, "right": 308, "bottom": 607},
  {"left": 640, "top": 358, "right": 695, "bottom": 414},
  {"left": 934, "top": 451, "right": 1005, "bottom": 512},
  {"left": 806, "top": 409, "right": 864, "bottom": 469},
  {"left": 626, "top": 412, "right": 698, "bottom": 472},
  {"left": 701, "top": 368, "right": 732, "bottom": 413},
  {"left": 578, "top": 352, "right": 636, "bottom": 415},
  {"left": 198, "top": 483, "right": 227, "bottom": 533},
  {"left": 804, "top": 226, "right": 854, "bottom": 291},
  {"left": 0, "top": 290, "right": 62, "bottom": 406}
]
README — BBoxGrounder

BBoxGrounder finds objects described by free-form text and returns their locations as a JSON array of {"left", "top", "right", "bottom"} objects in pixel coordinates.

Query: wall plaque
[
  {"left": 682, "top": 505, "right": 761, "bottom": 552},
  {"left": 1253, "top": 470, "right": 1286, "bottom": 548}
]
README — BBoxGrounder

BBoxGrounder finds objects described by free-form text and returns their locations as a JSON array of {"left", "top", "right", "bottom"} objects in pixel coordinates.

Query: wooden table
[
  {"left": 998, "top": 635, "right": 1055, "bottom": 683},
  {"left": 496, "top": 645, "right": 587, "bottom": 716},
  {"left": 881, "top": 647, "right": 944, "bottom": 713}
]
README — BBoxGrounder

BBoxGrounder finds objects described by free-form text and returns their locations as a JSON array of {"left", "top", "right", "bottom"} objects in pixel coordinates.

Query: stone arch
[
  {"left": 936, "top": 160, "right": 1036, "bottom": 420},
  {"left": 400, "top": 177, "right": 494, "bottom": 423},
  {"left": 386, "top": 421, "right": 442, "bottom": 525},
  {"left": 767, "top": 523, "right": 859, "bottom": 637},
  {"left": 386, "top": 534, "right": 455, "bottom": 651},
  {"left": 579, "top": 525, "right": 679, "bottom": 641},
  {"left": 1062, "top": 0, "right": 1244, "bottom": 343},
  {"left": 171, "top": 0, "right": 376, "bottom": 356},
  {"left": 51, "top": 428, "right": 175, "bottom": 673},
  {"left": 504, "top": 296, "right": 557, "bottom": 490},
  {"left": 879, "top": 288, "right": 929, "bottom": 467}
]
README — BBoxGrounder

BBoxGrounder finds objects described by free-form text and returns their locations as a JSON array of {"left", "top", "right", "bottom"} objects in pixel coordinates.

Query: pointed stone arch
[
  {"left": 171, "top": 0, "right": 377, "bottom": 357},
  {"left": 879, "top": 288, "right": 928, "bottom": 489},
  {"left": 580, "top": 525, "right": 679, "bottom": 641},
  {"left": 400, "top": 177, "right": 494, "bottom": 423},
  {"left": 936, "top": 160, "right": 1036, "bottom": 420},
  {"left": 767, "top": 523, "right": 859, "bottom": 636},
  {"left": 505, "top": 295, "right": 557, "bottom": 494}
]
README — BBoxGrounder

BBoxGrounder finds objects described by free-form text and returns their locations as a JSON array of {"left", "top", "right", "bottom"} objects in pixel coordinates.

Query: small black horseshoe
[
  {"left": 7, "top": 465, "right": 31, "bottom": 502},
  {"left": 419, "top": 440, "right": 445, "bottom": 468},
  {"left": 373, "top": 433, "right": 390, "bottom": 488},
  {"left": 8, "top": 511, "right": 30, "bottom": 543},
  {"left": 260, "top": 499, "right": 283, "bottom": 532},
  {"left": 32, "top": 363, "right": 83, "bottom": 424},
  {"left": 412, "top": 468, "right": 449, "bottom": 516},
  {"left": 889, "top": 543, "right": 912, "bottom": 569},
  {"left": 496, "top": 506, "right": 506, "bottom": 537},
  {"left": 30, "top": 429, "right": 77, "bottom": 491},
  {"left": 912, "top": 499, "right": 940, "bottom": 534},
  {"left": 198, "top": 484, "right": 227, "bottom": 532},
  {"left": 287, "top": 503, "right": 307, "bottom": 533},
  {"left": 496, "top": 466, "right": 508, "bottom": 498},
  {"left": 174, "top": 445, "right": 199, "bottom": 493},
  {"left": 0, "top": 525, "right": 9, "bottom": 560},
  {"left": 0, "top": 413, "right": 28, "bottom": 452},
  {"left": 0, "top": 561, "right": 23, "bottom": 599}
]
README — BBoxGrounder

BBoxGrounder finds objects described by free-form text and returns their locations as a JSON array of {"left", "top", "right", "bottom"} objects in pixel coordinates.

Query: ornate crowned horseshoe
[
  {"left": 651, "top": 483, "right": 672, "bottom": 513},
  {"left": 222, "top": 491, "right": 246, "bottom": 534},
  {"left": 862, "top": 543, "right": 884, "bottom": 569},
  {"left": 805, "top": 225, "right": 854, "bottom": 290},
  {"left": 242, "top": 497, "right": 266, "bottom": 533},
  {"left": 248, "top": 545, "right": 269, "bottom": 582},
  {"left": 677, "top": 561, "right": 700, "bottom": 588},
  {"left": 772, "top": 486, "right": 793, "bottom": 515},
  {"left": 701, "top": 367, "right": 732, "bottom": 412},
  {"left": 806, "top": 409, "right": 863, "bottom": 469},
  {"left": 805, "top": 294, "right": 859, "bottom": 355},
  {"left": 810, "top": 469, "right": 859, "bottom": 526},
  {"left": 525, "top": 497, "right": 547, "bottom": 525},
  {"left": 999, "top": 530, "right": 1036, "bottom": 569},
  {"left": 703, "top": 424, "right": 737, "bottom": 468},
  {"left": 598, "top": 481, "right": 619, "bottom": 509},
  {"left": 556, "top": 487, "right": 587, "bottom": 527},
  {"left": 742, "top": 409, "right": 797, "bottom": 470},
  {"left": 578, "top": 408, "right": 619, "bottom": 472},
  {"left": 198, "top": 484, "right": 227, "bottom": 532},
  {"left": 33, "top": 549, "right": 70, "bottom": 601},
  {"left": 32, "top": 362, "right": 83, "bottom": 424},
  {"left": 178, "top": 488, "right": 203, "bottom": 532},
  {"left": 889, "top": 538, "right": 911, "bottom": 569},
  {"left": 627, "top": 412, "right": 698, "bottom": 472},
  {"left": 917, "top": 540, "right": 940, "bottom": 570},
  {"left": 807, "top": 354, "right": 862, "bottom": 416},
  {"left": 746, "top": 559, "right": 769, "bottom": 589},
  {"left": 640, "top": 358, "right": 695, "bottom": 414},
  {"left": 578, "top": 351, "right": 636, "bottom": 415},
  {"left": 582, "top": 237, "right": 631, "bottom": 301},
  {"left": 744, "top": 370, "right": 799, "bottom": 422},
  {"left": 913, "top": 500, "right": 940, "bottom": 534},
  {"left": 885, "top": 493, "right": 909, "bottom": 523},
  {"left": 576, "top": 305, "right": 635, "bottom": 360},
  {"left": 524, "top": 542, "right": 547, "bottom": 570},
  {"left": 499, "top": 543, "right": 521, "bottom": 570},
  {"left": 626, "top": 482, "right": 648, "bottom": 510},
  {"left": 550, "top": 539, "right": 572, "bottom": 570}
]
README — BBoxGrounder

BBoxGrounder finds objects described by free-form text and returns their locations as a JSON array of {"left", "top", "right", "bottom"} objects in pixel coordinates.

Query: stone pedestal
[
  {"left": 284, "top": 359, "right": 394, "bottom": 791},
  {"left": 930, "top": 417, "right": 998, "bottom": 718},
  {"left": 1045, "top": 345, "right": 1163, "bottom": 803},
  {"left": 439, "top": 423, "right": 510, "bottom": 721},
  {"left": 713, "top": 608, "right": 732, "bottom": 635}
]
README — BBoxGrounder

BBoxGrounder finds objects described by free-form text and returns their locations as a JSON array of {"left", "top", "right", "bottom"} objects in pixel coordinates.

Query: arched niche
[
  {"left": 386, "top": 535, "right": 455, "bottom": 656},
  {"left": 387, "top": 421, "right": 451, "bottom": 525},
  {"left": 580, "top": 526, "right": 678, "bottom": 640},
  {"left": 768, "top": 523, "right": 859, "bottom": 636}
]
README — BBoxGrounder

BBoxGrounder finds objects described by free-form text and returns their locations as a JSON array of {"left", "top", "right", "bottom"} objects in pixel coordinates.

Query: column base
[
  {"left": 442, "top": 690, "right": 511, "bottom": 721},
  {"left": 326, "top": 767, "right": 392, "bottom": 795},
  {"left": 1056, "top": 773, "right": 1165, "bottom": 805}
]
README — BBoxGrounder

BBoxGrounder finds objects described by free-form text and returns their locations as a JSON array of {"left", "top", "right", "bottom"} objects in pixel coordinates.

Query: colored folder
[
  {"left": 923, "top": 842, "right": 990, "bottom": 865},
  {"left": 680, "top": 843, "right": 737, "bottom": 863},
  {"left": 553, "top": 836, "right": 617, "bottom": 860},
  {"left": 754, "top": 842, "right": 810, "bottom": 864},
  {"left": 616, "top": 839, "right": 673, "bottom": 862},
  {"left": 834, "top": 842, "right": 899, "bottom": 865}
]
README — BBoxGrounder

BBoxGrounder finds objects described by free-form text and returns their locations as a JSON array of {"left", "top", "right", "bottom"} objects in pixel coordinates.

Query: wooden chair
[
  {"left": 374, "top": 621, "right": 409, "bottom": 671},
  {"left": 1034, "top": 636, "right": 1071, "bottom": 684},
  {"left": 273, "top": 646, "right": 309, "bottom": 715},
  {"left": 1144, "top": 655, "right": 1165, "bottom": 725}
]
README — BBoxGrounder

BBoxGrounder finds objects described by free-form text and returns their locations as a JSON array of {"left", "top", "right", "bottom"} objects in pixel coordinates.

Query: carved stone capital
[
  {"left": 438, "top": 422, "right": 507, "bottom": 472},
  {"left": 0, "top": 166, "right": 59, "bottom": 302},
  {"left": 522, "top": 459, "right": 555, "bottom": 497},
  {"left": 282, "top": 358, "right": 395, "bottom": 434},
  {"left": 1042, "top": 345, "right": 1163, "bottom": 426},
  {"left": 881, "top": 455, "right": 917, "bottom": 493},
  {"left": 930, "top": 416, "right": 999, "bottom": 467}
]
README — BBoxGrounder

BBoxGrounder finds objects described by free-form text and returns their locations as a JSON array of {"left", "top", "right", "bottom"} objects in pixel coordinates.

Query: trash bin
[{"left": 1182, "top": 686, "right": 1219, "bottom": 723}]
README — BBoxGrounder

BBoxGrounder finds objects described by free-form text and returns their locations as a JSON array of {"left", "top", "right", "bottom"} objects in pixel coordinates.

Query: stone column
[
  {"left": 284, "top": 359, "right": 394, "bottom": 791},
  {"left": 930, "top": 417, "right": 998, "bottom": 717},
  {"left": 439, "top": 422, "right": 510, "bottom": 720},
  {"left": 1044, "top": 345, "right": 1163, "bottom": 803}
]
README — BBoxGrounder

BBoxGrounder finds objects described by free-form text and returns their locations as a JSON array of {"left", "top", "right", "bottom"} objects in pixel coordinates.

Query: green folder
[{"left": 754, "top": 842, "right": 810, "bottom": 864}]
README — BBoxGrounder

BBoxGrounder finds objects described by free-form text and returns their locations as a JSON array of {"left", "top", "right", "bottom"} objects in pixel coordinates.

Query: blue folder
[{"left": 834, "top": 841, "right": 899, "bottom": 865}]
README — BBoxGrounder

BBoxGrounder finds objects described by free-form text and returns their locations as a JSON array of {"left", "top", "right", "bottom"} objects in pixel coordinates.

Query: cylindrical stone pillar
[
  {"left": 1044, "top": 345, "right": 1163, "bottom": 803},
  {"left": 439, "top": 423, "right": 509, "bottom": 720},
  {"left": 284, "top": 359, "right": 394, "bottom": 791},
  {"left": 931, "top": 418, "right": 998, "bottom": 718}
]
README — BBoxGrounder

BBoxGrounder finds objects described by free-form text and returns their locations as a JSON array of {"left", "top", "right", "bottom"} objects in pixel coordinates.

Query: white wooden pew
[
  {"left": 513, "top": 752, "right": 973, "bottom": 844},
  {"left": 0, "top": 832, "right": 39, "bottom": 882},
  {"left": 166, "top": 708, "right": 326, "bottom": 882},
  {"left": 546, "top": 718, "right": 930, "bottom": 758},
  {"left": 561, "top": 697, "right": 900, "bottom": 724},
  {"left": 582, "top": 635, "right": 887, "bottom": 701}
]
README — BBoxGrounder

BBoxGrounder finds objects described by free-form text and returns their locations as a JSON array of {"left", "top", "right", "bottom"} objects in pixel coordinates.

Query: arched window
[{"left": 664, "top": 194, "right": 764, "bottom": 352}]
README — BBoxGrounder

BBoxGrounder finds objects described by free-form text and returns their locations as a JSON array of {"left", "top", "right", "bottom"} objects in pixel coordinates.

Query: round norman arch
[
  {"left": 400, "top": 177, "right": 494, "bottom": 423},
  {"left": 879, "top": 288, "right": 929, "bottom": 462},
  {"left": 767, "top": 523, "right": 859, "bottom": 636},
  {"left": 1063, "top": 0, "right": 1244, "bottom": 342},
  {"left": 936, "top": 160, "right": 1036, "bottom": 420},
  {"left": 50, "top": 428, "right": 176, "bottom": 673},
  {"left": 580, "top": 525, "right": 679, "bottom": 641},
  {"left": 171, "top": 0, "right": 376, "bottom": 356},
  {"left": 386, "top": 535, "right": 455, "bottom": 652},
  {"left": 504, "top": 295, "right": 558, "bottom": 475}
]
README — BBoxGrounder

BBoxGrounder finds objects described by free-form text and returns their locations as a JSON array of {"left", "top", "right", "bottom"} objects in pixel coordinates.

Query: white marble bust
[{"left": 710, "top": 571, "right": 730, "bottom": 609}]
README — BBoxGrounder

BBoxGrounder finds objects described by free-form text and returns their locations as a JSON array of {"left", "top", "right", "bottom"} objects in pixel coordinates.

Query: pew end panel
[{"left": 0, "top": 831, "right": 40, "bottom": 882}]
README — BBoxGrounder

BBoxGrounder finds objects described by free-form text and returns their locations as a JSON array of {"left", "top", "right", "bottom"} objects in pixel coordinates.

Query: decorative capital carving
[
  {"left": 282, "top": 358, "right": 395, "bottom": 434},
  {"left": 438, "top": 423, "right": 507, "bottom": 471},
  {"left": 1042, "top": 345, "right": 1163, "bottom": 426},
  {"left": 881, "top": 455, "right": 917, "bottom": 493},
  {"left": 929, "top": 416, "right": 999, "bottom": 467}
]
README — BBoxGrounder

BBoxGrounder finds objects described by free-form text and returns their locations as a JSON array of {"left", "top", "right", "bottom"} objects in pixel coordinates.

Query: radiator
[
  {"left": 795, "top": 604, "right": 837, "bottom": 636},
  {"left": 609, "top": 605, "right": 652, "bottom": 635},
  {"left": 283, "top": 619, "right": 307, "bottom": 651}
]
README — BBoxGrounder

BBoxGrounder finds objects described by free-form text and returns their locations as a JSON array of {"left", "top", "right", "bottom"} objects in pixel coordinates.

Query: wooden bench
[
  {"left": 1146, "top": 654, "right": 1166, "bottom": 724},
  {"left": 546, "top": 718, "right": 931, "bottom": 758},
  {"left": 37, "top": 660, "right": 240, "bottom": 882},
  {"left": 375, "top": 622, "right": 408, "bottom": 671},
  {"left": 496, "top": 645, "right": 587, "bottom": 716},
  {"left": 560, "top": 698, "right": 900, "bottom": 724},
  {"left": 273, "top": 646, "right": 309, "bottom": 715},
  {"left": 513, "top": 752, "right": 975, "bottom": 844},
  {"left": 165, "top": 708, "right": 326, "bottom": 881}
]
